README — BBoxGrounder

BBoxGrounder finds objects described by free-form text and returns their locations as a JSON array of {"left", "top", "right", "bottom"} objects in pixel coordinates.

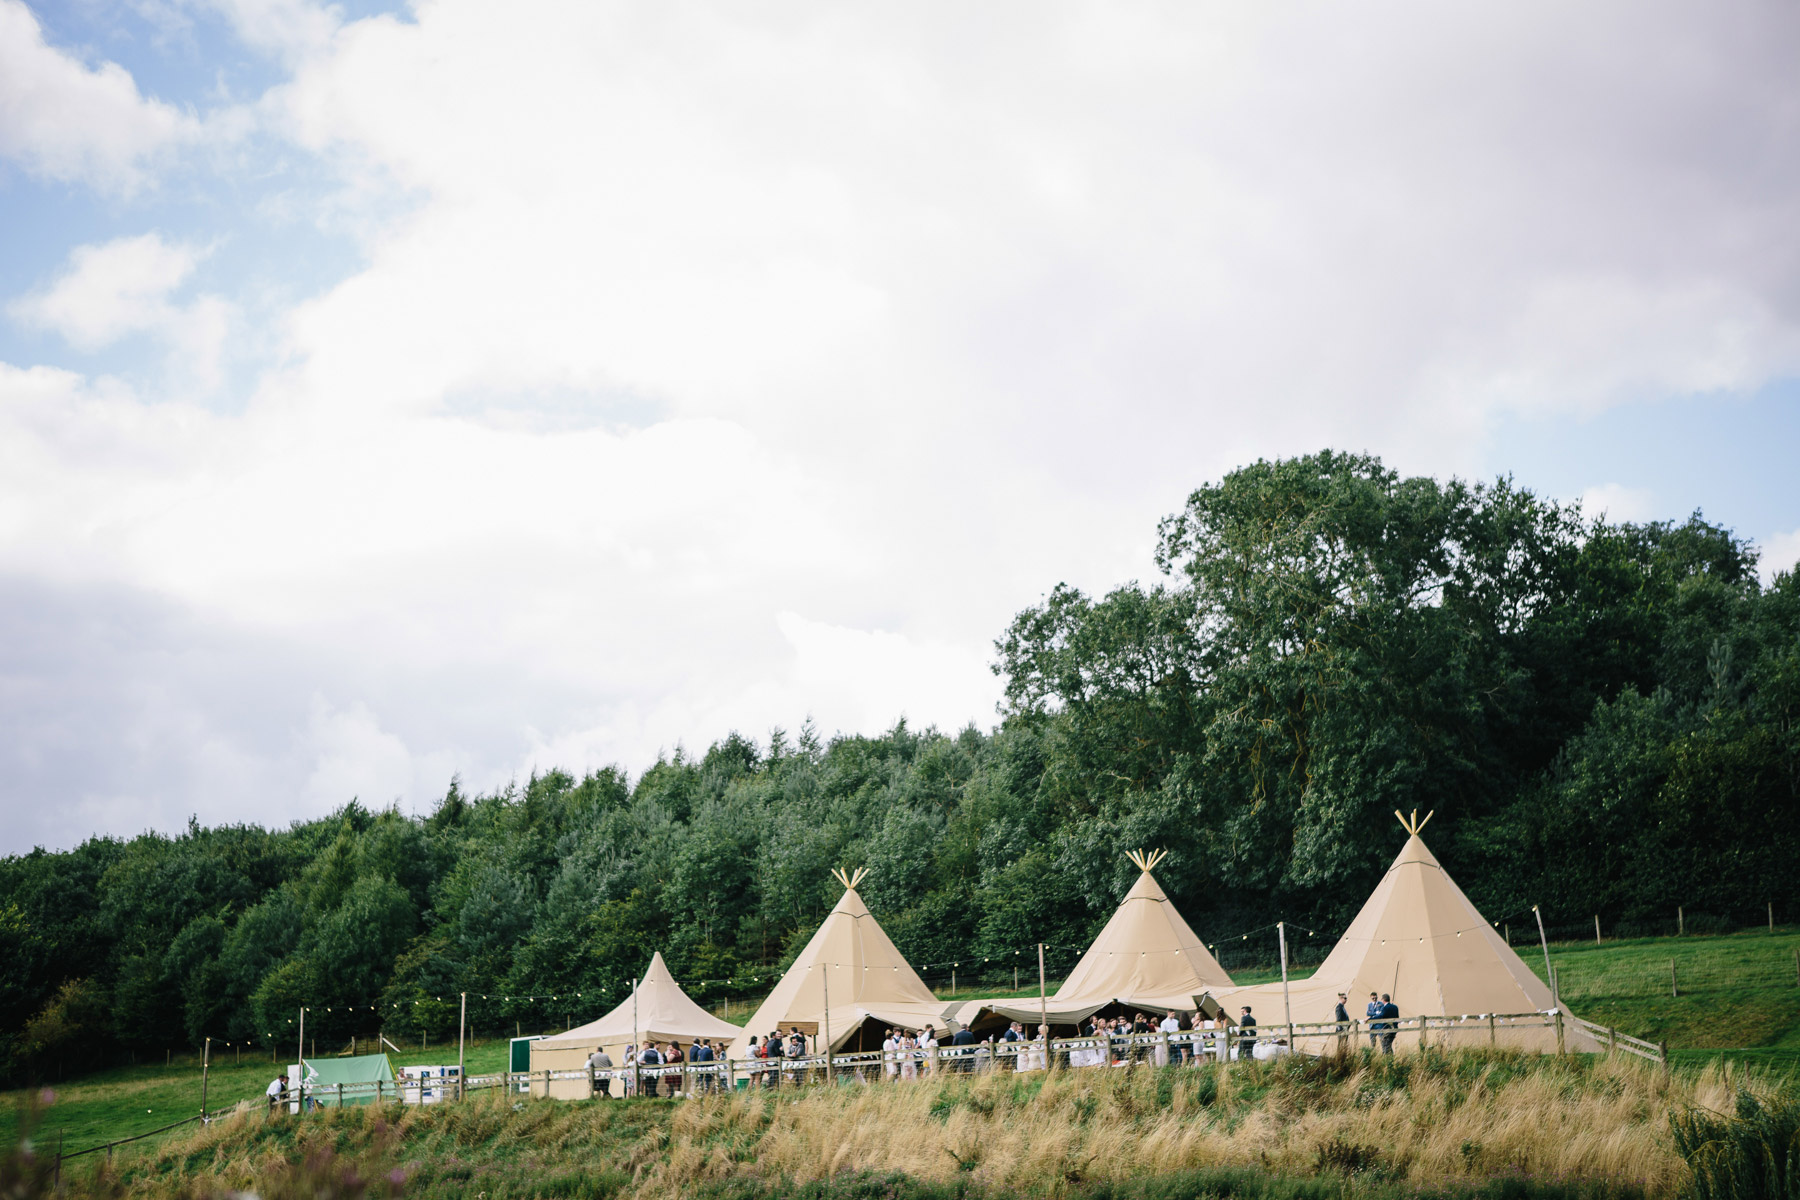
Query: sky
[{"left": 2, "top": 0, "right": 1798, "bottom": 854}]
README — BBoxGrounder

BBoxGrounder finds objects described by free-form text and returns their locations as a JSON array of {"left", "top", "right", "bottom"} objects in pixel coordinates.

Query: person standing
[
  {"left": 587, "top": 1046, "right": 614, "bottom": 1098},
  {"left": 1365, "top": 992, "right": 1384, "bottom": 1050},
  {"left": 266, "top": 1071, "right": 289, "bottom": 1112},
  {"left": 1333, "top": 993, "right": 1351, "bottom": 1057},
  {"left": 1379, "top": 995, "right": 1399, "bottom": 1055},
  {"left": 638, "top": 1042, "right": 661, "bottom": 1096},
  {"left": 1159, "top": 1010, "right": 1182, "bottom": 1065},
  {"left": 951, "top": 1023, "right": 975, "bottom": 1072},
  {"left": 690, "top": 1039, "right": 712, "bottom": 1093},
  {"left": 1237, "top": 1007, "right": 1256, "bottom": 1062},
  {"left": 919, "top": 1025, "right": 938, "bottom": 1076}
]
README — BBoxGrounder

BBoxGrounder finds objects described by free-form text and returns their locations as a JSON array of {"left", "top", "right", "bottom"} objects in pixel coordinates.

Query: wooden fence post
[
  {"left": 1594, "top": 916, "right": 1602, "bottom": 945},
  {"left": 1660, "top": 1041, "right": 1669, "bottom": 1075},
  {"left": 1671, "top": 960, "right": 1679, "bottom": 998},
  {"left": 1678, "top": 906, "right": 1685, "bottom": 936},
  {"left": 1419, "top": 1017, "right": 1428, "bottom": 1052},
  {"left": 1553, "top": 1010, "right": 1565, "bottom": 1055},
  {"left": 1158, "top": 1029, "right": 1170, "bottom": 1068},
  {"left": 1487, "top": 1015, "right": 1496, "bottom": 1047},
  {"left": 543, "top": 1068, "right": 550, "bottom": 1099},
  {"left": 1608, "top": 1027, "right": 1618, "bottom": 1059},
  {"left": 336, "top": 1082, "right": 344, "bottom": 1108}
]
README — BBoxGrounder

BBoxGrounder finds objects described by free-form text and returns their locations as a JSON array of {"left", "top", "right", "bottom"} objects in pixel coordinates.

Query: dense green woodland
[{"left": 3, "top": 452, "right": 1797, "bottom": 1082}]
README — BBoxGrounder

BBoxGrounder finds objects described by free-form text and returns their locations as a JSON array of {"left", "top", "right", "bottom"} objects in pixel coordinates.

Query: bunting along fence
[{"left": 247, "top": 1012, "right": 1662, "bottom": 1116}]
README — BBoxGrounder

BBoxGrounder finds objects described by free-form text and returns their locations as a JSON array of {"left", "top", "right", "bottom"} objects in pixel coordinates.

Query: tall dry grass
[
  {"left": 639, "top": 1052, "right": 1731, "bottom": 1198},
  {"left": 100, "top": 1051, "right": 1781, "bottom": 1199}
]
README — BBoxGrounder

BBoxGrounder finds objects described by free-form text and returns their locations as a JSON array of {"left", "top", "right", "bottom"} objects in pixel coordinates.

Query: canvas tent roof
[
  {"left": 727, "top": 868, "right": 959, "bottom": 1057},
  {"left": 1202, "top": 812, "right": 1600, "bottom": 1053},
  {"left": 534, "top": 951, "right": 741, "bottom": 1054},
  {"left": 297, "top": 1053, "right": 394, "bottom": 1106},
  {"left": 958, "top": 849, "right": 1234, "bottom": 1028}
]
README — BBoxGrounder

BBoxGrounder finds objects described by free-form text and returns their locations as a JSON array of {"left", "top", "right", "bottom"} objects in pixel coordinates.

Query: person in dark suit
[
  {"left": 1366, "top": 992, "right": 1384, "bottom": 1050},
  {"left": 1237, "top": 1006, "right": 1256, "bottom": 1061},
  {"left": 1379, "top": 995, "right": 1399, "bottom": 1055},
  {"left": 690, "top": 1039, "right": 713, "bottom": 1092},
  {"left": 951, "top": 1024, "right": 976, "bottom": 1072},
  {"left": 1333, "top": 993, "right": 1351, "bottom": 1057}
]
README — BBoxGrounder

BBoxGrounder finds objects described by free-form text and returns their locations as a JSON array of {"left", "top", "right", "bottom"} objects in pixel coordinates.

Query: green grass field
[{"left": 7, "top": 925, "right": 1799, "bottom": 1165}]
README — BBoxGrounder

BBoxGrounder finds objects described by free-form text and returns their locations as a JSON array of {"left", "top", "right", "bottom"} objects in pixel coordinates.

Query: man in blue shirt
[{"left": 1365, "top": 992, "right": 1384, "bottom": 1050}]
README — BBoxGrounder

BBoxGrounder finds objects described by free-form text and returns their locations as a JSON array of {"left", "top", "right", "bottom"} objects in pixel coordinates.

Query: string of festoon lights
[{"left": 221, "top": 903, "right": 1546, "bottom": 1045}]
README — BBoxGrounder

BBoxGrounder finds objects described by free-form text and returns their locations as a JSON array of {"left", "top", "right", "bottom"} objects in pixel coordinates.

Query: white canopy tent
[{"left": 528, "top": 950, "right": 743, "bottom": 1096}]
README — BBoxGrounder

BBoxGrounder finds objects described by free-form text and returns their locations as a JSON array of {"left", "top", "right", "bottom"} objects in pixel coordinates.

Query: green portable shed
[{"left": 300, "top": 1053, "right": 396, "bottom": 1107}]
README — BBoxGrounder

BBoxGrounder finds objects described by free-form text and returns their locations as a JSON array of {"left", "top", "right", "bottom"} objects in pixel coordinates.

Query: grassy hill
[{"left": 29, "top": 1045, "right": 1785, "bottom": 1200}]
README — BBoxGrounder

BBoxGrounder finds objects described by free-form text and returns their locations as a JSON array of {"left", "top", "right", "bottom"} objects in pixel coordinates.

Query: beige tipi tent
[
  {"left": 529, "top": 951, "right": 742, "bottom": 1097},
  {"left": 957, "top": 849, "right": 1234, "bottom": 1033},
  {"left": 1202, "top": 812, "right": 1600, "bottom": 1054},
  {"left": 727, "top": 868, "right": 959, "bottom": 1058}
]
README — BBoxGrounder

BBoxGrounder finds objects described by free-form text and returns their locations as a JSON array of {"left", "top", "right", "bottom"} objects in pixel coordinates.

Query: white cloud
[
  {"left": 0, "top": 0, "right": 199, "bottom": 191},
  {"left": 8, "top": 0, "right": 1800, "bottom": 849},
  {"left": 1761, "top": 530, "right": 1800, "bottom": 586},
  {"left": 10, "top": 234, "right": 232, "bottom": 389},
  {"left": 1578, "top": 483, "right": 1657, "bottom": 524},
  {"left": 302, "top": 696, "right": 413, "bottom": 813},
  {"left": 200, "top": 0, "right": 339, "bottom": 61}
]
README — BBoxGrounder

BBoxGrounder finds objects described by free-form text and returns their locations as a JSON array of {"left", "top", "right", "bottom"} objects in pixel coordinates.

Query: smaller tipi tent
[
  {"left": 957, "top": 849, "right": 1233, "bottom": 1032},
  {"left": 1202, "top": 812, "right": 1600, "bottom": 1054},
  {"left": 727, "top": 868, "right": 959, "bottom": 1058},
  {"left": 529, "top": 951, "right": 743, "bottom": 1097}
]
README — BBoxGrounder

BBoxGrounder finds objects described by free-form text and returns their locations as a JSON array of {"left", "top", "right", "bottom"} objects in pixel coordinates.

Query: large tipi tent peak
[
  {"left": 1201, "top": 821, "right": 1599, "bottom": 1053},
  {"left": 955, "top": 844, "right": 1231, "bottom": 1030},
  {"left": 831, "top": 866, "right": 869, "bottom": 891},
  {"left": 1125, "top": 848, "right": 1167, "bottom": 873},
  {"left": 1395, "top": 808, "right": 1434, "bottom": 836},
  {"left": 727, "top": 868, "right": 954, "bottom": 1057}
]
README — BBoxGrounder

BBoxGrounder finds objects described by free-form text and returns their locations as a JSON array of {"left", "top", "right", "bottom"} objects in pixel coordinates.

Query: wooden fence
[{"left": 253, "top": 1011, "right": 1662, "bottom": 1113}]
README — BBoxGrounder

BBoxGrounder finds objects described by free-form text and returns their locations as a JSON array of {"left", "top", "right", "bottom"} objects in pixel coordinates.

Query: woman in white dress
[
  {"left": 900, "top": 1033, "right": 918, "bottom": 1081},
  {"left": 882, "top": 1030, "right": 899, "bottom": 1081}
]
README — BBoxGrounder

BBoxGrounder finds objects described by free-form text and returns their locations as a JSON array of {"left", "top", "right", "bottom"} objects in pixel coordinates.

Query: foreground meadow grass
[{"left": 43, "top": 1049, "right": 1789, "bottom": 1200}]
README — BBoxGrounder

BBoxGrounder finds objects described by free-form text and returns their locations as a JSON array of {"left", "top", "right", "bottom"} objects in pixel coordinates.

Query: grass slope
[{"left": 48, "top": 1048, "right": 1773, "bottom": 1199}]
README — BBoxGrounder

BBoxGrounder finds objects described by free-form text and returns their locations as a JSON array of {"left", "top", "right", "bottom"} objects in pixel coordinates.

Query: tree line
[{"left": 3, "top": 450, "right": 1795, "bottom": 1081}]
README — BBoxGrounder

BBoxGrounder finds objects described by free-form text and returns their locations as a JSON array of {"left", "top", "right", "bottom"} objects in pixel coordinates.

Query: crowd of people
[{"left": 265, "top": 993, "right": 1403, "bottom": 1107}]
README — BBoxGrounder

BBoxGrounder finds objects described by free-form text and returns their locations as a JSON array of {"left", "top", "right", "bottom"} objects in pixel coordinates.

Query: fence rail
[{"left": 251, "top": 1011, "right": 1660, "bottom": 1114}]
